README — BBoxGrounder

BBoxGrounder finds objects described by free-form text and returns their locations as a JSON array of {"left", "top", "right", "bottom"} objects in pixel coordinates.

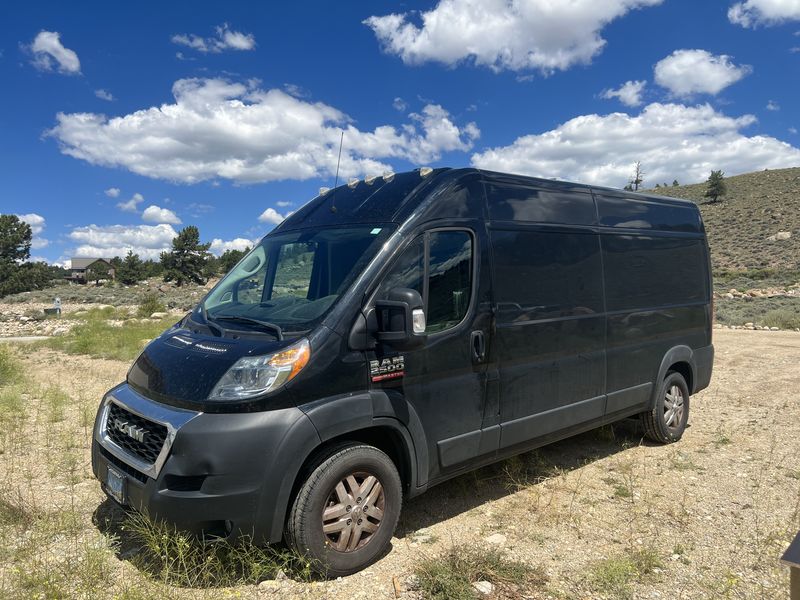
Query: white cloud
[
  {"left": 790, "top": 127, "right": 798, "bottom": 134},
  {"left": 767, "top": 100, "right": 780, "bottom": 111},
  {"left": 29, "top": 31, "right": 80, "bottom": 74},
  {"left": 16, "top": 213, "right": 45, "bottom": 236},
  {"left": 258, "top": 208, "right": 285, "bottom": 225},
  {"left": 601, "top": 80, "right": 646, "bottom": 107},
  {"left": 117, "top": 192, "right": 144, "bottom": 213},
  {"left": 209, "top": 238, "right": 255, "bottom": 256},
  {"left": 171, "top": 23, "right": 255, "bottom": 53},
  {"left": 68, "top": 223, "right": 178, "bottom": 260},
  {"left": 104, "top": 187, "right": 120, "bottom": 198},
  {"left": 276, "top": 200, "right": 292, "bottom": 207},
  {"left": 393, "top": 97, "right": 408, "bottom": 111},
  {"left": 729, "top": 0, "right": 800, "bottom": 27},
  {"left": 364, "top": 0, "right": 663, "bottom": 74},
  {"left": 48, "top": 78, "right": 479, "bottom": 184},
  {"left": 142, "top": 205, "right": 182, "bottom": 225},
  {"left": 654, "top": 49, "right": 751, "bottom": 97},
  {"left": 16, "top": 213, "right": 49, "bottom": 249},
  {"left": 471, "top": 102, "right": 800, "bottom": 187},
  {"left": 95, "top": 89, "right": 114, "bottom": 101}
]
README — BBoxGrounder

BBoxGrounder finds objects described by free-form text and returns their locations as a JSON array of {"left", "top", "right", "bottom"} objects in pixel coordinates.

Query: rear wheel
[
  {"left": 285, "top": 443, "right": 402, "bottom": 577},
  {"left": 641, "top": 371, "right": 690, "bottom": 443}
]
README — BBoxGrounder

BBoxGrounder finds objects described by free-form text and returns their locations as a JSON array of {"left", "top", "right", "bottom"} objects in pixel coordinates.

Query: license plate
[{"left": 106, "top": 466, "right": 126, "bottom": 505}]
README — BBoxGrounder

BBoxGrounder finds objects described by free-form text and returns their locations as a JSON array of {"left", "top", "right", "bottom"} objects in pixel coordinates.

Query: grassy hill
[{"left": 647, "top": 166, "right": 800, "bottom": 272}]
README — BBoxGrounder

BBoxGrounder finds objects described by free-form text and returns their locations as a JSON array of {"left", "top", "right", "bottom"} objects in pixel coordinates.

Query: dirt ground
[{"left": 2, "top": 329, "right": 799, "bottom": 599}]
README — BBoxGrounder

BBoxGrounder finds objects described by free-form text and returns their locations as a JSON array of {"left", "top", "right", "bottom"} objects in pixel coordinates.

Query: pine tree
[
  {"left": 117, "top": 250, "right": 146, "bottom": 285},
  {"left": 160, "top": 226, "right": 211, "bottom": 286},
  {"left": 218, "top": 248, "right": 249, "bottom": 274},
  {"left": 672, "top": 179, "right": 679, "bottom": 187},
  {"left": 704, "top": 170, "right": 727, "bottom": 203}
]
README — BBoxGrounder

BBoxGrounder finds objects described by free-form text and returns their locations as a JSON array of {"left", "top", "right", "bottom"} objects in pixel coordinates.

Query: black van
[{"left": 92, "top": 167, "right": 714, "bottom": 576}]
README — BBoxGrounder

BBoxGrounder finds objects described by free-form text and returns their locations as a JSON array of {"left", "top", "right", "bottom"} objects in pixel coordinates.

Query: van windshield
[{"left": 200, "top": 225, "right": 394, "bottom": 335}]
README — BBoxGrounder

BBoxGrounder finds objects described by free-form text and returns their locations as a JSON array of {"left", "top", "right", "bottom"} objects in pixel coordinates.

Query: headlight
[{"left": 208, "top": 338, "right": 310, "bottom": 401}]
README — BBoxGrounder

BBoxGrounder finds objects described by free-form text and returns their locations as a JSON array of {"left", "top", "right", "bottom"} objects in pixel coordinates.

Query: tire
[
  {"left": 641, "top": 371, "right": 690, "bottom": 443},
  {"left": 285, "top": 443, "right": 402, "bottom": 577}
]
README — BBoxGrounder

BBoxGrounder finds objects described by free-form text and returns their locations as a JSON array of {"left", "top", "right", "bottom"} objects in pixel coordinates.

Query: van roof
[{"left": 273, "top": 167, "right": 697, "bottom": 233}]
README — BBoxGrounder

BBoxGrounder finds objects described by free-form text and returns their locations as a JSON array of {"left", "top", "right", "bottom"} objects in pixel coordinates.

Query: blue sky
[{"left": 1, "top": 0, "right": 799, "bottom": 265}]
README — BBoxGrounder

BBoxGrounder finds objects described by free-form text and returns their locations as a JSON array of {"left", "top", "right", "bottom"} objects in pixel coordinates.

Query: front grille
[{"left": 105, "top": 403, "right": 168, "bottom": 465}]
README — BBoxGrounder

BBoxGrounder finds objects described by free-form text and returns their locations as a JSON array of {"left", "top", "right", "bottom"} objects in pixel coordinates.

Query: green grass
[
  {"left": 0, "top": 346, "right": 21, "bottom": 387},
  {"left": 591, "top": 547, "right": 662, "bottom": 600},
  {"left": 43, "top": 311, "right": 175, "bottom": 361},
  {"left": 124, "top": 513, "right": 314, "bottom": 588},
  {"left": 413, "top": 545, "right": 546, "bottom": 599}
]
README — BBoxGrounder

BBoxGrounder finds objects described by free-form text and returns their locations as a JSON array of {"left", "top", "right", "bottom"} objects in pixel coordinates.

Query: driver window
[{"left": 377, "top": 230, "right": 473, "bottom": 333}]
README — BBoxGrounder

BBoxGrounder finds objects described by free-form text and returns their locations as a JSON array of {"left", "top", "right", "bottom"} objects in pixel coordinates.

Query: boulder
[{"left": 150, "top": 312, "right": 169, "bottom": 319}]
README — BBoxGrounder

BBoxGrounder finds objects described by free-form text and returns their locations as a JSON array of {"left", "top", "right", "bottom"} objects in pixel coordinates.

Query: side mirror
[{"left": 374, "top": 287, "right": 426, "bottom": 349}]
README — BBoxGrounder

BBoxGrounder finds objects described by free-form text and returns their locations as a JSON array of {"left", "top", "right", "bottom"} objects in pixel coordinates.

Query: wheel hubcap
[
  {"left": 664, "top": 384, "right": 685, "bottom": 429},
  {"left": 321, "top": 472, "right": 385, "bottom": 552}
]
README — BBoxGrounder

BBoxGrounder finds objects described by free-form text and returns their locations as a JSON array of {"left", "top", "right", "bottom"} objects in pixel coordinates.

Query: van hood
[{"left": 127, "top": 327, "right": 292, "bottom": 410}]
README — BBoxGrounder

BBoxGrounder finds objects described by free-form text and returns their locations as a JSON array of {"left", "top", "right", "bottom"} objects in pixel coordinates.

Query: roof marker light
[
  {"left": 382, "top": 171, "right": 395, "bottom": 183},
  {"left": 348, "top": 177, "right": 359, "bottom": 188},
  {"left": 419, "top": 166, "right": 433, "bottom": 177},
  {"left": 364, "top": 174, "right": 379, "bottom": 185},
  {"left": 319, "top": 187, "right": 331, "bottom": 196}
]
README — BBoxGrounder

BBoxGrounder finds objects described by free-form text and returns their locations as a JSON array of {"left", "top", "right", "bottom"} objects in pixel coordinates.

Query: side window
[
  {"left": 377, "top": 231, "right": 473, "bottom": 333},
  {"left": 427, "top": 231, "right": 472, "bottom": 332}
]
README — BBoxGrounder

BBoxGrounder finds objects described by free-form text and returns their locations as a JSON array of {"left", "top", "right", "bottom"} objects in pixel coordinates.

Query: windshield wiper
[{"left": 210, "top": 315, "right": 284, "bottom": 340}]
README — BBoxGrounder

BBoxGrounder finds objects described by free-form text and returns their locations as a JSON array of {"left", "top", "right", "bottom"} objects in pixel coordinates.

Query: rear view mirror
[{"left": 374, "top": 287, "right": 426, "bottom": 349}]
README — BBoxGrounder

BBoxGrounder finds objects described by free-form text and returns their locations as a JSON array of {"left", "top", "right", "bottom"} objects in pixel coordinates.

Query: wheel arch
[
  {"left": 650, "top": 345, "right": 696, "bottom": 409},
  {"left": 264, "top": 391, "right": 427, "bottom": 543}
]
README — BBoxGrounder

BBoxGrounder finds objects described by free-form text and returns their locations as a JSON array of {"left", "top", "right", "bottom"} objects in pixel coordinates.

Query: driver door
[{"left": 370, "top": 226, "right": 494, "bottom": 482}]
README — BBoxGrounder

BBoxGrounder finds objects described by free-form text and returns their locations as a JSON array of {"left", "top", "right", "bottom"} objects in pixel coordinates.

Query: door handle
[{"left": 470, "top": 330, "right": 486, "bottom": 363}]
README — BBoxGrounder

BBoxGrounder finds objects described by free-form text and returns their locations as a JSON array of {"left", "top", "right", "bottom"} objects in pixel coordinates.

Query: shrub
[{"left": 137, "top": 293, "right": 166, "bottom": 318}]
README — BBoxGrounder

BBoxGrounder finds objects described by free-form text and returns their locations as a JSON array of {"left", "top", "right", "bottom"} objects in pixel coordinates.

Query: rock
[
  {"left": 473, "top": 580, "right": 495, "bottom": 595},
  {"left": 274, "top": 569, "right": 288, "bottom": 581},
  {"left": 257, "top": 580, "right": 283, "bottom": 594},
  {"left": 770, "top": 327, "right": 779, "bottom": 331},
  {"left": 150, "top": 312, "right": 169, "bottom": 319},
  {"left": 485, "top": 533, "right": 506, "bottom": 545},
  {"left": 766, "top": 231, "right": 792, "bottom": 242},
  {"left": 744, "top": 322, "right": 754, "bottom": 328},
  {"left": 723, "top": 293, "right": 734, "bottom": 299}
]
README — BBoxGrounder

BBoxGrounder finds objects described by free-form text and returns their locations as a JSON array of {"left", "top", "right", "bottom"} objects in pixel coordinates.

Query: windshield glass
[{"left": 201, "top": 225, "right": 394, "bottom": 334}]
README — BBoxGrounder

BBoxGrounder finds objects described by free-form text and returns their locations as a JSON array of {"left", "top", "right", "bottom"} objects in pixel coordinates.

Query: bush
[{"left": 137, "top": 293, "right": 166, "bottom": 318}]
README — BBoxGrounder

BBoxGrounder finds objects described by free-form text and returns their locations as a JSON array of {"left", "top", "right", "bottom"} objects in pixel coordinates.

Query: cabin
[{"left": 69, "top": 258, "right": 115, "bottom": 283}]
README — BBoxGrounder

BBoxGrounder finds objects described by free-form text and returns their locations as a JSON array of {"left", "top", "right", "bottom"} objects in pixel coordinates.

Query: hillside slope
[{"left": 647, "top": 167, "right": 800, "bottom": 271}]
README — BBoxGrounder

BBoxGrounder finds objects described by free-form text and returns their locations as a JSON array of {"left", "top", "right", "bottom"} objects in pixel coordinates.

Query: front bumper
[{"left": 91, "top": 383, "right": 318, "bottom": 543}]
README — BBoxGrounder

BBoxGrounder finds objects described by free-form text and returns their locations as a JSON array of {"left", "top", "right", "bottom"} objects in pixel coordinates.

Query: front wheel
[
  {"left": 641, "top": 371, "right": 690, "bottom": 443},
  {"left": 285, "top": 443, "right": 402, "bottom": 577}
]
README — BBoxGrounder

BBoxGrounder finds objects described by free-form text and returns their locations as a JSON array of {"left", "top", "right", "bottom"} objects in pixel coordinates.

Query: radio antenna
[{"left": 330, "top": 130, "right": 344, "bottom": 213}]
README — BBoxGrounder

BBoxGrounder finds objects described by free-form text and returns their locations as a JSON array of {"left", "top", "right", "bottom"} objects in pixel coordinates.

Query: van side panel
[
  {"left": 594, "top": 192, "right": 711, "bottom": 414},
  {"left": 484, "top": 179, "right": 607, "bottom": 450}
]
